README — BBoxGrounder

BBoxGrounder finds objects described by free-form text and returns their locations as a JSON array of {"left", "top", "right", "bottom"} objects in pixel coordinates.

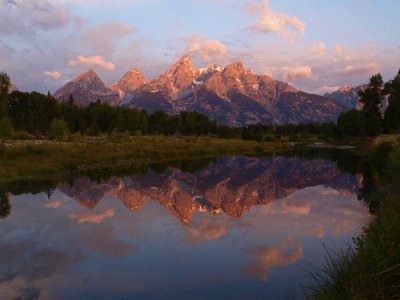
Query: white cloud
[
  {"left": 183, "top": 36, "right": 228, "bottom": 63},
  {"left": 310, "top": 42, "right": 327, "bottom": 55},
  {"left": 68, "top": 55, "right": 115, "bottom": 71},
  {"left": 243, "top": 0, "right": 305, "bottom": 42},
  {"left": 43, "top": 70, "right": 62, "bottom": 80}
]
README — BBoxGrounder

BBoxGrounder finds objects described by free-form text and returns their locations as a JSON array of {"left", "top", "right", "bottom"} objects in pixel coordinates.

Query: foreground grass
[
  {"left": 306, "top": 196, "right": 400, "bottom": 300},
  {"left": 306, "top": 135, "right": 400, "bottom": 299},
  {"left": 0, "top": 135, "right": 291, "bottom": 180}
]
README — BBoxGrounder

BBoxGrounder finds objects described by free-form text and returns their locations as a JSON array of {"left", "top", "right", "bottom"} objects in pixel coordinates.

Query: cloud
[
  {"left": 82, "top": 226, "right": 137, "bottom": 256},
  {"left": 315, "top": 85, "right": 342, "bottom": 94},
  {"left": 82, "top": 22, "right": 137, "bottom": 54},
  {"left": 332, "top": 44, "right": 352, "bottom": 62},
  {"left": 183, "top": 36, "right": 228, "bottom": 63},
  {"left": 0, "top": 0, "right": 72, "bottom": 34},
  {"left": 68, "top": 55, "right": 115, "bottom": 71},
  {"left": 243, "top": 0, "right": 305, "bottom": 42},
  {"left": 310, "top": 42, "right": 327, "bottom": 56},
  {"left": 185, "top": 218, "right": 226, "bottom": 243},
  {"left": 264, "top": 198, "right": 312, "bottom": 215},
  {"left": 336, "top": 63, "right": 380, "bottom": 76},
  {"left": 43, "top": 70, "right": 62, "bottom": 80},
  {"left": 310, "top": 225, "right": 325, "bottom": 239},
  {"left": 242, "top": 239, "right": 304, "bottom": 282},
  {"left": 69, "top": 208, "right": 115, "bottom": 224},
  {"left": 43, "top": 200, "right": 62, "bottom": 208},
  {"left": 282, "top": 65, "right": 313, "bottom": 81}
]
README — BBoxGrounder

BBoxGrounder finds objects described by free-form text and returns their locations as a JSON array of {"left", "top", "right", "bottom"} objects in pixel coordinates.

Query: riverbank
[
  {"left": 0, "top": 135, "right": 292, "bottom": 181},
  {"left": 306, "top": 134, "right": 400, "bottom": 299}
]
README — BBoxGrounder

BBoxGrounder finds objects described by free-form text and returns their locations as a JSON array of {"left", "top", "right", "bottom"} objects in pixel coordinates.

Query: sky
[{"left": 0, "top": 0, "right": 399, "bottom": 94}]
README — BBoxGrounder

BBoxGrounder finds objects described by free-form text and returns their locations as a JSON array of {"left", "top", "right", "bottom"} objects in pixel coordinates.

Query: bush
[
  {"left": 0, "top": 118, "right": 14, "bottom": 139},
  {"left": 47, "top": 119, "right": 70, "bottom": 141},
  {"left": 12, "top": 130, "right": 33, "bottom": 140},
  {"left": 67, "top": 132, "right": 83, "bottom": 143},
  {"left": 0, "top": 142, "right": 6, "bottom": 158}
]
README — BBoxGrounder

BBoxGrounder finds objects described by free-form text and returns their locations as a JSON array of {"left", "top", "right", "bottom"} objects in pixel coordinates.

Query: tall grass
[
  {"left": 0, "top": 136, "right": 290, "bottom": 180},
  {"left": 305, "top": 196, "right": 400, "bottom": 299}
]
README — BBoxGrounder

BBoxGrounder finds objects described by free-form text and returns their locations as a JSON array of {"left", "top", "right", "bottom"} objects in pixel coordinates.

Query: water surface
[{"left": 0, "top": 156, "right": 369, "bottom": 299}]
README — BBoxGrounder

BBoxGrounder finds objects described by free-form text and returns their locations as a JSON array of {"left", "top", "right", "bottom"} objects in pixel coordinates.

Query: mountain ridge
[{"left": 54, "top": 56, "right": 349, "bottom": 125}]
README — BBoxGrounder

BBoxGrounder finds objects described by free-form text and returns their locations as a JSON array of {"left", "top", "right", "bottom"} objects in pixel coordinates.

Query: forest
[{"left": 0, "top": 70, "right": 399, "bottom": 141}]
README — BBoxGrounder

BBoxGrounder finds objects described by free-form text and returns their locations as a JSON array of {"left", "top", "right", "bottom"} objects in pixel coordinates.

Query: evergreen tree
[
  {"left": 337, "top": 109, "right": 366, "bottom": 137},
  {"left": 0, "top": 72, "right": 11, "bottom": 120},
  {"left": 384, "top": 70, "right": 400, "bottom": 133},
  {"left": 0, "top": 72, "right": 10, "bottom": 95},
  {"left": 359, "top": 74, "right": 384, "bottom": 136}
]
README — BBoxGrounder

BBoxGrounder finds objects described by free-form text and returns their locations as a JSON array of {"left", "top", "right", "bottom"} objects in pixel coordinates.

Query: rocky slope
[
  {"left": 325, "top": 84, "right": 388, "bottom": 113},
  {"left": 53, "top": 56, "right": 349, "bottom": 125},
  {"left": 54, "top": 70, "right": 121, "bottom": 106},
  {"left": 324, "top": 85, "right": 365, "bottom": 110},
  {"left": 108, "top": 68, "right": 149, "bottom": 99},
  {"left": 127, "top": 56, "right": 347, "bottom": 125},
  {"left": 58, "top": 156, "right": 360, "bottom": 224}
]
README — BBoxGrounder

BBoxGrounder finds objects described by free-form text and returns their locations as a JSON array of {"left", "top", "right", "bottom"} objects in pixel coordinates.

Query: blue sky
[{"left": 0, "top": 0, "right": 399, "bottom": 94}]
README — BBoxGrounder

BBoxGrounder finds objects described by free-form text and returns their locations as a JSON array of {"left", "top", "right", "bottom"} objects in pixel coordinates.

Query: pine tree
[
  {"left": 384, "top": 70, "right": 400, "bottom": 133},
  {"left": 359, "top": 73, "right": 384, "bottom": 136},
  {"left": 0, "top": 72, "right": 11, "bottom": 120}
]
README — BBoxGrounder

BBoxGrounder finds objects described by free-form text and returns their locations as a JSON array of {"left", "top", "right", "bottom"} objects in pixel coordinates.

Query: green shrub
[
  {"left": 47, "top": 119, "right": 70, "bottom": 141},
  {"left": 67, "top": 132, "right": 83, "bottom": 143},
  {"left": 0, "top": 142, "right": 6, "bottom": 158},
  {"left": 12, "top": 130, "right": 33, "bottom": 140},
  {"left": 0, "top": 118, "right": 14, "bottom": 139}
]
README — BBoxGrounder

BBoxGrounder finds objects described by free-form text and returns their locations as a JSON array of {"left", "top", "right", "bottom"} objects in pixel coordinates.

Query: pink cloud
[
  {"left": 83, "top": 22, "right": 137, "bottom": 55},
  {"left": 69, "top": 208, "right": 115, "bottom": 224},
  {"left": 43, "top": 70, "right": 62, "bottom": 80},
  {"left": 242, "top": 239, "right": 304, "bottom": 282},
  {"left": 336, "top": 63, "right": 380, "bottom": 76},
  {"left": 332, "top": 44, "right": 352, "bottom": 62},
  {"left": 282, "top": 65, "right": 313, "bottom": 81},
  {"left": 68, "top": 55, "right": 115, "bottom": 71},
  {"left": 243, "top": 0, "right": 305, "bottom": 42},
  {"left": 185, "top": 218, "right": 226, "bottom": 243},
  {"left": 183, "top": 36, "right": 228, "bottom": 63},
  {"left": 310, "top": 42, "right": 327, "bottom": 55},
  {"left": 44, "top": 200, "right": 62, "bottom": 208}
]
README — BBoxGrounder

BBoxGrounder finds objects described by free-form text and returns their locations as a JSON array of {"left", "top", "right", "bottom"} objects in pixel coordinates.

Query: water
[{"left": 0, "top": 156, "right": 369, "bottom": 299}]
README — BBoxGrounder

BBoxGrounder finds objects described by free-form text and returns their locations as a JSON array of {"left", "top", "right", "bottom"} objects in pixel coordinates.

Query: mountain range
[
  {"left": 53, "top": 56, "right": 363, "bottom": 125},
  {"left": 59, "top": 156, "right": 360, "bottom": 224}
]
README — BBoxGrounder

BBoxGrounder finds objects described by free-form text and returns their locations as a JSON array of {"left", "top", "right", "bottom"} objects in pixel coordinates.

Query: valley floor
[{"left": 0, "top": 135, "right": 291, "bottom": 181}]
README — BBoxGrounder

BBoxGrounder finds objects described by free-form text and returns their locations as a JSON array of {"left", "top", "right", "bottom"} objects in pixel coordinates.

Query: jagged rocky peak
[
  {"left": 166, "top": 55, "right": 200, "bottom": 89},
  {"left": 73, "top": 69, "right": 106, "bottom": 89},
  {"left": 324, "top": 84, "right": 365, "bottom": 110},
  {"left": 338, "top": 84, "right": 355, "bottom": 92},
  {"left": 223, "top": 61, "right": 245, "bottom": 73},
  {"left": 54, "top": 69, "right": 121, "bottom": 107},
  {"left": 199, "top": 64, "right": 224, "bottom": 74},
  {"left": 109, "top": 68, "right": 149, "bottom": 96}
]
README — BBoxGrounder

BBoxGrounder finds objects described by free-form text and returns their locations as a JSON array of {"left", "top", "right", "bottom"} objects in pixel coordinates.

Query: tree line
[
  {"left": 337, "top": 70, "right": 400, "bottom": 137},
  {"left": 0, "top": 70, "right": 399, "bottom": 141}
]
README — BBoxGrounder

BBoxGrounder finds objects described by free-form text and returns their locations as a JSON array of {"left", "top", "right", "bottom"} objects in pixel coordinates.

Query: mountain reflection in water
[{"left": 0, "top": 156, "right": 368, "bottom": 300}]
